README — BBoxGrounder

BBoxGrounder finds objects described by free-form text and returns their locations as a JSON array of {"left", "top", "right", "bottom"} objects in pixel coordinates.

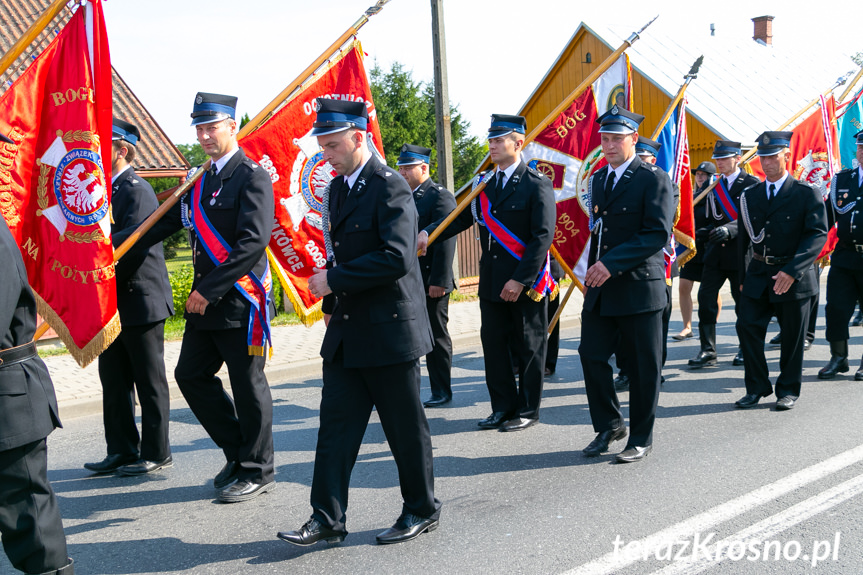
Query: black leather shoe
[
  {"left": 769, "top": 333, "right": 782, "bottom": 345},
  {"left": 615, "top": 445, "right": 652, "bottom": 463},
  {"left": 213, "top": 461, "right": 239, "bottom": 489},
  {"left": 376, "top": 513, "right": 439, "bottom": 544},
  {"left": 544, "top": 367, "right": 554, "bottom": 377},
  {"left": 423, "top": 396, "right": 451, "bottom": 408},
  {"left": 84, "top": 453, "right": 138, "bottom": 474},
  {"left": 583, "top": 427, "right": 627, "bottom": 457},
  {"left": 857, "top": 366, "right": 863, "bottom": 381},
  {"left": 477, "top": 412, "right": 513, "bottom": 429},
  {"left": 735, "top": 393, "right": 767, "bottom": 409},
  {"left": 278, "top": 517, "right": 347, "bottom": 546},
  {"left": 853, "top": 311, "right": 863, "bottom": 327},
  {"left": 218, "top": 479, "right": 275, "bottom": 503},
  {"left": 775, "top": 396, "right": 797, "bottom": 410},
  {"left": 499, "top": 417, "right": 538, "bottom": 432},
  {"left": 803, "top": 339, "right": 812, "bottom": 352},
  {"left": 818, "top": 357, "right": 849, "bottom": 379},
  {"left": 613, "top": 374, "right": 630, "bottom": 392},
  {"left": 118, "top": 456, "right": 173, "bottom": 476},
  {"left": 688, "top": 351, "right": 718, "bottom": 368},
  {"left": 732, "top": 350, "right": 745, "bottom": 366}
]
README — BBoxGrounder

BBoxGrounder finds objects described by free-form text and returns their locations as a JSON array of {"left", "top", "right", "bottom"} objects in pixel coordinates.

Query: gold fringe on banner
[
  {"left": 34, "top": 293, "right": 121, "bottom": 368},
  {"left": 674, "top": 228, "right": 697, "bottom": 268},
  {"left": 266, "top": 249, "right": 323, "bottom": 327}
]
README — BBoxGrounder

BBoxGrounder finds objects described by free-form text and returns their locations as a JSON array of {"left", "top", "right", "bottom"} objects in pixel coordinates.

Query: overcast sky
[{"left": 100, "top": 0, "right": 861, "bottom": 146}]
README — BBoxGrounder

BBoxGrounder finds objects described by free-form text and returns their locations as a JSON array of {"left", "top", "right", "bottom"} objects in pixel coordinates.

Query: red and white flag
[
  {"left": 240, "top": 40, "right": 384, "bottom": 325},
  {"left": 522, "top": 54, "right": 632, "bottom": 285},
  {"left": 0, "top": 0, "right": 116, "bottom": 367}
]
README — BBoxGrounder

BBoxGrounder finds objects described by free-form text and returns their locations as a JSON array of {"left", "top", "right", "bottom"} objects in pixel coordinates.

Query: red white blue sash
[
  {"left": 479, "top": 190, "right": 558, "bottom": 302},
  {"left": 712, "top": 178, "right": 738, "bottom": 220},
  {"left": 192, "top": 173, "right": 273, "bottom": 357}
]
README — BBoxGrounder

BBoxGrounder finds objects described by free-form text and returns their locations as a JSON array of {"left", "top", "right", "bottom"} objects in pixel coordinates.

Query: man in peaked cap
[
  {"left": 114, "top": 92, "right": 276, "bottom": 502},
  {"left": 578, "top": 106, "right": 675, "bottom": 463},
  {"left": 279, "top": 98, "right": 440, "bottom": 547},
  {"left": 397, "top": 144, "right": 457, "bottom": 408},
  {"left": 84, "top": 119, "right": 174, "bottom": 477},
  {"left": 418, "top": 114, "right": 556, "bottom": 433},
  {"left": 818, "top": 130, "right": 863, "bottom": 380},
  {"left": 735, "top": 131, "right": 827, "bottom": 410},
  {"left": 688, "top": 141, "right": 760, "bottom": 370},
  {"left": 0, "top": 130, "right": 74, "bottom": 573}
]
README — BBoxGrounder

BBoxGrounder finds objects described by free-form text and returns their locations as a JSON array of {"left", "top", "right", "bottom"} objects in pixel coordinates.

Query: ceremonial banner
[
  {"left": 523, "top": 54, "right": 631, "bottom": 285},
  {"left": 655, "top": 99, "right": 695, "bottom": 266},
  {"left": 837, "top": 86, "right": 863, "bottom": 169},
  {"left": 0, "top": 0, "right": 116, "bottom": 367},
  {"left": 240, "top": 40, "right": 383, "bottom": 325}
]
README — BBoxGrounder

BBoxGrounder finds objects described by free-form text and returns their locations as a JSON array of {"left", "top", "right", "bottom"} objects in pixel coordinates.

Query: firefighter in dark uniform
[
  {"left": 0, "top": 130, "right": 73, "bottom": 574},
  {"left": 689, "top": 141, "right": 760, "bottom": 368},
  {"left": 818, "top": 130, "right": 863, "bottom": 379},
  {"left": 84, "top": 119, "right": 174, "bottom": 477},
  {"left": 735, "top": 131, "right": 828, "bottom": 410},
  {"left": 278, "top": 99, "right": 439, "bottom": 547},
  {"left": 579, "top": 108, "right": 675, "bottom": 463},
  {"left": 418, "top": 114, "right": 556, "bottom": 432},
  {"left": 114, "top": 93, "right": 276, "bottom": 502},
  {"left": 396, "top": 144, "right": 457, "bottom": 407}
]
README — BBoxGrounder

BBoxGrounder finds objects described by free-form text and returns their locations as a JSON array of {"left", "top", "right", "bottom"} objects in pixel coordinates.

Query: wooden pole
[
  {"left": 648, "top": 56, "right": 702, "bottom": 141},
  {"left": 838, "top": 66, "right": 863, "bottom": 104},
  {"left": 0, "top": 0, "right": 70, "bottom": 79},
  {"left": 424, "top": 16, "right": 658, "bottom": 250},
  {"left": 113, "top": 0, "right": 393, "bottom": 262},
  {"left": 693, "top": 78, "right": 850, "bottom": 207},
  {"left": 548, "top": 281, "right": 576, "bottom": 334}
]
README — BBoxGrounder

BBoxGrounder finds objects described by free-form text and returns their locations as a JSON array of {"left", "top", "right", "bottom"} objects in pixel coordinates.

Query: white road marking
[
  {"left": 561, "top": 443, "right": 863, "bottom": 575},
  {"left": 652, "top": 472, "right": 863, "bottom": 574}
]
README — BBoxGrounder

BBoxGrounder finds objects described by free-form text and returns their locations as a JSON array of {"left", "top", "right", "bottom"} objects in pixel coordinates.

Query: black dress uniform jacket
[
  {"left": 0, "top": 217, "right": 69, "bottom": 573},
  {"left": 111, "top": 168, "right": 174, "bottom": 324},
  {"left": 738, "top": 176, "right": 828, "bottom": 302},
  {"left": 414, "top": 178, "right": 457, "bottom": 293},
  {"left": 829, "top": 167, "right": 863, "bottom": 270},
  {"left": 584, "top": 155, "right": 675, "bottom": 315},
  {"left": 428, "top": 161, "right": 556, "bottom": 298},
  {"left": 321, "top": 155, "right": 434, "bottom": 367},
  {"left": 704, "top": 171, "right": 760, "bottom": 270},
  {"left": 116, "top": 149, "right": 275, "bottom": 322}
]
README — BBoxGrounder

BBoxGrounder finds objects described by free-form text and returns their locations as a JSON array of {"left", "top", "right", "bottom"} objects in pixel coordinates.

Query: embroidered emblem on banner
[
  {"left": 285, "top": 128, "right": 335, "bottom": 232},
  {"left": 36, "top": 130, "right": 110, "bottom": 242}
]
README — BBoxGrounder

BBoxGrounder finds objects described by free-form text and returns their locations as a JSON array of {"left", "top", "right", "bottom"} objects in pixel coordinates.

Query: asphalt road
[{"left": 3, "top": 303, "right": 862, "bottom": 575}]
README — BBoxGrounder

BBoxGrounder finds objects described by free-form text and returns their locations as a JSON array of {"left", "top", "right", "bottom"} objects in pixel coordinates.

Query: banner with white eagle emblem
[{"left": 0, "top": 0, "right": 116, "bottom": 367}]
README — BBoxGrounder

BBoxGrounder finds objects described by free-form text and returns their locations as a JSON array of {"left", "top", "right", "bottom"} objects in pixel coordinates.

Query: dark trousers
[
  {"left": 311, "top": 356, "right": 440, "bottom": 531},
  {"left": 97, "top": 320, "right": 171, "bottom": 462},
  {"left": 174, "top": 324, "right": 274, "bottom": 483},
  {"left": 824, "top": 265, "right": 863, "bottom": 342},
  {"left": 697, "top": 265, "right": 740, "bottom": 325},
  {"left": 737, "top": 292, "right": 809, "bottom": 399},
  {"left": 546, "top": 293, "right": 560, "bottom": 372},
  {"left": 662, "top": 282, "right": 672, "bottom": 367},
  {"left": 580, "top": 307, "right": 663, "bottom": 447},
  {"left": 480, "top": 297, "right": 548, "bottom": 419},
  {"left": 0, "top": 439, "right": 68, "bottom": 574},
  {"left": 425, "top": 294, "right": 453, "bottom": 400}
]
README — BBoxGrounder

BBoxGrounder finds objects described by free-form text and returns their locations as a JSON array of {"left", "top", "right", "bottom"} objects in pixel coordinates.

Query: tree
[
  {"left": 370, "top": 61, "right": 486, "bottom": 191},
  {"left": 176, "top": 142, "right": 207, "bottom": 167}
]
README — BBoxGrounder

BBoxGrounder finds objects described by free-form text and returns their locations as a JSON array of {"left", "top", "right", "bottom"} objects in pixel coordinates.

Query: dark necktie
[
  {"left": 768, "top": 183, "right": 776, "bottom": 204},
  {"left": 496, "top": 171, "right": 505, "bottom": 193},
  {"left": 605, "top": 170, "right": 616, "bottom": 196},
  {"left": 722, "top": 176, "right": 729, "bottom": 190},
  {"left": 333, "top": 178, "right": 350, "bottom": 217}
]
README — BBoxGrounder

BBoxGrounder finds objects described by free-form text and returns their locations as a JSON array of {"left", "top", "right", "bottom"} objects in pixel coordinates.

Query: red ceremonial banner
[
  {"left": 0, "top": 0, "right": 117, "bottom": 367},
  {"left": 240, "top": 40, "right": 383, "bottom": 325}
]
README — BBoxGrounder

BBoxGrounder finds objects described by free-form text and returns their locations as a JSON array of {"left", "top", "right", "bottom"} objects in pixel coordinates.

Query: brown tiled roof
[{"left": 0, "top": 0, "right": 189, "bottom": 176}]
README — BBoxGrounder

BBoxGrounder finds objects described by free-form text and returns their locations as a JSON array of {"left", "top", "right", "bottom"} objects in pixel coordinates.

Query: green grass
[{"left": 165, "top": 247, "right": 192, "bottom": 273}]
